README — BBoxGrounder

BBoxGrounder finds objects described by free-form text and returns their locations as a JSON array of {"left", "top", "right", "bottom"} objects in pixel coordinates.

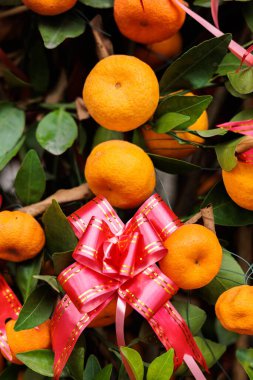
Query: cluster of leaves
[{"left": 1, "top": 0, "right": 253, "bottom": 379}]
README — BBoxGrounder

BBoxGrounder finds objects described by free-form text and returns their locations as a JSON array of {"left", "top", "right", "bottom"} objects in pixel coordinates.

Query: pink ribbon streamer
[
  {"left": 52, "top": 194, "right": 208, "bottom": 380},
  {"left": 217, "top": 119, "right": 253, "bottom": 136},
  {"left": 174, "top": 0, "right": 253, "bottom": 66},
  {"left": 0, "top": 275, "right": 21, "bottom": 361}
]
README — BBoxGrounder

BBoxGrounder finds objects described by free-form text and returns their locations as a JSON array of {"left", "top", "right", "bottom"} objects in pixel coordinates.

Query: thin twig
[
  {"left": 18, "top": 184, "right": 91, "bottom": 216},
  {"left": 0, "top": 5, "right": 28, "bottom": 19}
]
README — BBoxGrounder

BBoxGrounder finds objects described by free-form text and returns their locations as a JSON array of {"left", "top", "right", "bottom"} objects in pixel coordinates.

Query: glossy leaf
[
  {"left": 172, "top": 301, "right": 207, "bottom": 335},
  {"left": 149, "top": 154, "right": 201, "bottom": 174},
  {"left": 36, "top": 108, "right": 78, "bottom": 155},
  {"left": 194, "top": 128, "right": 227, "bottom": 137},
  {"left": 194, "top": 337, "right": 226, "bottom": 368},
  {"left": 215, "top": 319, "right": 238, "bottom": 346},
  {"left": 16, "top": 254, "right": 43, "bottom": 301},
  {"left": 14, "top": 149, "right": 46, "bottom": 205},
  {"left": 23, "top": 369, "right": 46, "bottom": 380},
  {"left": 83, "top": 354, "right": 101, "bottom": 379},
  {"left": 67, "top": 335, "right": 86, "bottom": 380},
  {"left": 231, "top": 108, "right": 253, "bottom": 121},
  {"left": 39, "top": 13, "right": 86, "bottom": 49},
  {"left": 52, "top": 250, "right": 74, "bottom": 275},
  {"left": 79, "top": 0, "right": 114, "bottom": 7},
  {"left": 92, "top": 126, "right": 124, "bottom": 148},
  {"left": 33, "top": 275, "right": 61, "bottom": 293},
  {"left": 199, "top": 249, "right": 245, "bottom": 304},
  {"left": 236, "top": 348, "right": 253, "bottom": 379},
  {"left": 228, "top": 67, "right": 253, "bottom": 95},
  {"left": 156, "top": 95, "right": 212, "bottom": 130},
  {"left": 147, "top": 349, "right": 174, "bottom": 380},
  {"left": 154, "top": 113, "right": 190, "bottom": 133},
  {"left": 215, "top": 137, "right": 244, "bottom": 171},
  {"left": 94, "top": 365, "right": 113, "bottom": 380},
  {"left": 202, "top": 181, "right": 253, "bottom": 226},
  {"left": 216, "top": 53, "right": 246, "bottom": 76},
  {"left": 0, "top": 103, "right": 25, "bottom": 156},
  {"left": 42, "top": 200, "right": 77, "bottom": 255},
  {"left": 16, "top": 349, "right": 68, "bottom": 377},
  {"left": 120, "top": 347, "right": 144, "bottom": 380},
  {"left": 243, "top": 2, "right": 253, "bottom": 32},
  {"left": 0, "top": 137, "right": 25, "bottom": 171},
  {"left": 14, "top": 285, "right": 56, "bottom": 331},
  {"left": 159, "top": 35, "right": 231, "bottom": 94}
]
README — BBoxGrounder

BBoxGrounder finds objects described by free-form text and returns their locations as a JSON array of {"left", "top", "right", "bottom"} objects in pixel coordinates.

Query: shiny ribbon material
[
  {"left": 52, "top": 194, "right": 208, "bottom": 380},
  {"left": 217, "top": 120, "right": 253, "bottom": 136},
  {"left": 0, "top": 275, "right": 21, "bottom": 360},
  {"left": 238, "top": 148, "right": 253, "bottom": 164}
]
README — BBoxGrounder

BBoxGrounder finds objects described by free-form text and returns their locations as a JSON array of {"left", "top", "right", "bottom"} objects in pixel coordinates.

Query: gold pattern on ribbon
[
  {"left": 77, "top": 281, "right": 114, "bottom": 306},
  {"left": 59, "top": 265, "right": 84, "bottom": 286},
  {"left": 143, "top": 267, "right": 177, "bottom": 296},
  {"left": 51, "top": 296, "right": 72, "bottom": 329},
  {"left": 69, "top": 214, "right": 87, "bottom": 233},
  {"left": 54, "top": 313, "right": 90, "bottom": 377},
  {"left": 93, "top": 196, "right": 122, "bottom": 232},
  {"left": 119, "top": 288, "right": 154, "bottom": 319},
  {"left": 1, "top": 288, "right": 21, "bottom": 315}
]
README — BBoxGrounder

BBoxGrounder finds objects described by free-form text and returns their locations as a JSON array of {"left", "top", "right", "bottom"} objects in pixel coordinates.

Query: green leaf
[
  {"left": 39, "top": 13, "right": 86, "bottom": 49},
  {"left": 159, "top": 34, "right": 231, "bottom": 94},
  {"left": 193, "top": 128, "right": 227, "bottom": 137},
  {"left": 2, "top": 69, "right": 30, "bottom": 88},
  {"left": 225, "top": 80, "right": 248, "bottom": 99},
  {"left": 147, "top": 349, "right": 174, "bottom": 380},
  {"left": 202, "top": 181, "right": 253, "bottom": 226},
  {"left": 0, "top": 103, "right": 25, "bottom": 156},
  {"left": 132, "top": 129, "right": 147, "bottom": 150},
  {"left": 243, "top": 2, "right": 253, "bottom": 32},
  {"left": 172, "top": 301, "right": 207, "bottom": 335},
  {"left": 231, "top": 108, "right": 253, "bottom": 121},
  {"left": 0, "top": 137, "right": 25, "bottom": 171},
  {"left": 67, "top": 335, "right": 86, "bottom": 380},
  {"left": 236, "top": 348, "right": 253, "bottom": 379},
  {"left": 215, "top": 137, "right": 244, "bottom": 171},
  {"left": 154, "top": 113, "right": 190, "bottom": 133},
  {"left": 16, "top": 349, "right": 68, "bottom": 377},
  {"left": 28, "top": 38, "right": 49, "bottom": 94},
  {"left": 149, "top": 154, "right": 201, "bottom": 174},
  {"left": 228, "top": 67, "right": 253, "bottom": 94},
  {"left": 33, "top": 275, "right": 61, "bottom": 293},
  {"left": 199, "top": 249, "right": 245, "bottom": 304},
  {"left": 92, "top": 126, "right": 124, "bottom": 148},
  {"left": 0, "top": 365, "right": 19, "bottom": 380},
  {"left": 36, "top": 109, "right": 78, "bottom": 155},
  {"left": 14, "top": 149, "right": 46, "bottom": 205},
  {"left": 194, "top": 337, "right": 226, "bottom": 368},
  {"left": 23, "top": 369, "right": 47, "bottom": 380},
  {"left": 79, "top": 0, "right": 113, "bottom": 7},
  {"left": 14, "top": 285, "right": 56, "bottom": 331},
  {"left": 120, "top": 347, "right": 144, "bottom": 380},
  {"left": 215, "top": 319, "right": 238, "bottom": 346},
  {"left": 94, "top": 365, "right": 113, "bottom": 380},
  {"left": 52, "top": 250, "right": 74, "bottom": 275},
  {"left": 16, "top": 254, "right": 43, "bottom": 301},
  {"left": 42, "top": 200, "right": 77, "bottom": 255},
  {"left": 156, "top": 95, "right": 212, "bottom": 130},
  {"left": 216, "top": 53, "right": 246, "bottom": 76},
  {"left": 83, "top": 355, "right": 101, "bottom": 380}
]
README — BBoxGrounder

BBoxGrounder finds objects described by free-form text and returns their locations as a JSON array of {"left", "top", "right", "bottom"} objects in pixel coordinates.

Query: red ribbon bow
[{"left": 52, "top": 194, "right": 208, "bottom": 379}]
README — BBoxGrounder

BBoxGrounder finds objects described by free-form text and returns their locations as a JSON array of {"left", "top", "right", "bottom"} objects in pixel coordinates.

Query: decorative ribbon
[
  {"left": 238, "top": 148, "right": 253, "bottom": 164},
  {"left": 52, "top": 194, "right": 208, "bottom": 380},
  {"left": 174, "top": 0, "right": 253, "bottom": 66},
  {"left": 0, "top": 275, "right": 21, "bottom": 361},
  {"left": 217, "top": 120, "right": 253, "bottom": 136}
]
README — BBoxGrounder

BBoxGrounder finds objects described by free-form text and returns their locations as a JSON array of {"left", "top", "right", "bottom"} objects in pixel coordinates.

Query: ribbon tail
[
  {"left": 174, "top": 0, "right": 253, "bottom": 66},
  {"left": 184, "top": 354, "right": 207, "bottom": 380},
  {"left": 0, "top": 275, "right": 21, "bottom": 361},
  {"left": 148, "top": 302, "right": 208, "bottom": 379},
  {"left": 116, "top": 297, "right": 136, "bottom": 380},
  {"left": 52, "top": 295, "right": 114, "bottom": 380}
]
